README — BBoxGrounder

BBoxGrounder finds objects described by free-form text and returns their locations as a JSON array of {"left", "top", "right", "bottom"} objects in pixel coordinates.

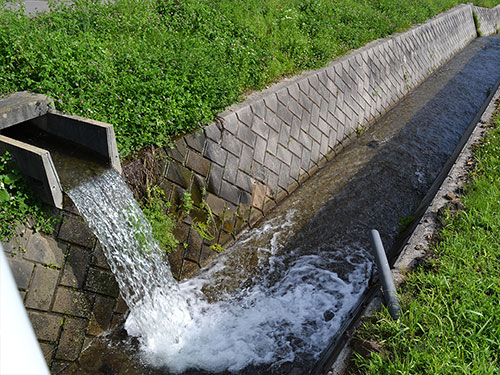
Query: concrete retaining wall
[
  {"left": 474, "top": 5, "right": 500, "bottom": 36},
  {"left": 125, "top": 4, "right": 479, "bottom": 280}
]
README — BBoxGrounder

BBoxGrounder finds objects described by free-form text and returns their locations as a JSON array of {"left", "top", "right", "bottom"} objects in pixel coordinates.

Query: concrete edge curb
[
  {"left": 392, "top": 80, "right": 500, "bottom": 285},
  {"left": 327, "top": 75, "right": 500, "bottom": 375}
]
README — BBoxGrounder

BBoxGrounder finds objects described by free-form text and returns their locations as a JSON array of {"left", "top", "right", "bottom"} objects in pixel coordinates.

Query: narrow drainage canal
[{"left": 63, "top": 36, "right": 500, "bottom": 375}]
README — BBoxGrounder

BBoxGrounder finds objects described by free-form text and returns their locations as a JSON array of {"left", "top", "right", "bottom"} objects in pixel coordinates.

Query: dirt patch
[{"left": 122, "top": 146, "right": 167, "bottom": 203}]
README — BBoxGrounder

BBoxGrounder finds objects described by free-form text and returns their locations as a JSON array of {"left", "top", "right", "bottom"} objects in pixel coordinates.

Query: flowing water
[
  {"left": 63, "top": 36, "right": 500, "bottom": 375},
  {"left": 68, "top": 170, "right": 192, "bottom": 349}
]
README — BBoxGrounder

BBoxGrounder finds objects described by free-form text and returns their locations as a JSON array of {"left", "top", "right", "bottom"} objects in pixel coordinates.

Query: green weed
[
  {"left": 1, "top": 0, "right": 498, "bottom": 157},
  {"left": 0, "top": 152, "right": 57, "bottom": 241},
  {"left": 180, "top": 191, "right": 193, "bottom": 217},
  {"left": 141, "top": 185, "right": 178, "bottom": 253}
]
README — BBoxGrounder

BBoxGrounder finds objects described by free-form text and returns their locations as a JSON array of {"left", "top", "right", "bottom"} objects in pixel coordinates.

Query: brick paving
[{"left": 2, "top": 197, "right": 126, "bottom": 373}]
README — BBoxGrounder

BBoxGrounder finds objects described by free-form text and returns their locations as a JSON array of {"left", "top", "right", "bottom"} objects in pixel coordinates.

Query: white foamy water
[
  {"left": 69, "top": 169, "right": 372, "bottom": 373},
  {"left": 150, "top": 253, "right": 371, "bottom": 373},
  {"left": 68, "top": 170, "right": 191, "bottom": 345}
]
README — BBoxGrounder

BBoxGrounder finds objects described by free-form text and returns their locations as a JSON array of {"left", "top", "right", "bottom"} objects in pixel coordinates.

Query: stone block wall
[
  {"left": 124, "top": 4, "right": 478, "bottom": 280},
  {"left": 474, "top": 5, "right": 500, "bottom": 36},
  {"left": 2, "top": 195, "right": 126, "bottom": 374}
]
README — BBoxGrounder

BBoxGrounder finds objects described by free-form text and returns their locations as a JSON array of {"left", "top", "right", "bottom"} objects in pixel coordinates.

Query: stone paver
[
  {"left": 60, "top": 245, "right": 91, "bottom": 288},
  {"left": 223, "top": 153, "right": 239, "bottom": 184},
  {"left": 7, "top": 257, "right": 34, "bottom": 290},
  {"left": 185, "top": 230, "right": 203, "bottom": 263},
  {"left": 219, "top": 181, "right": 240, "bottom": 205},
  {"left": 184, "top": 130, "right": 206, "bottom": 153},
  {"left": 25, "top": 265, "right": 59, "bottom": 310},
  {"left": 91, "top": 242, "right": 110, "bottom": 270},
  {"left": 58, "top": 215, "right": 95, "bottom": 248},
  {"left": 180, "top": 259, "right": 200, "bottom": 280},
  {"left": 52, "top": 287, "right": 94, "bottom": 318},
  {"left": 39, "top": 342, "right": 55, "bottom": 363},
  {"left": 84, "top": 268, "right": 120, "bottom": 298},
  {"left": 114, "top": 296, "right": 128, "bottom": 315},
  {"left": 55, "top": 318, "right": 87, "bottom": 361},
  {"left": 28, "top": 311, "right": 62, "bottom": 342},
  {"left": 186, "top": 150, "right": 210, "bottom": 177},
  {"left": 166, "top": 163, "right": 191, "bottom": 189},
  {"left": 86, "top": 295, "right": 115, "bottom": 336},
  {"left": 24, "top": 233, "right": 65, "bottom": 267},
  {"left": 204, "top": 139, "right": 227, "bottom": 166}
]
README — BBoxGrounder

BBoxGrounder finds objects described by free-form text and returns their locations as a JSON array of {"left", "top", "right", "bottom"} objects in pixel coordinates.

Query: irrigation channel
[{"left": 59, "top": 36, "right": 500, "bottom": 375}]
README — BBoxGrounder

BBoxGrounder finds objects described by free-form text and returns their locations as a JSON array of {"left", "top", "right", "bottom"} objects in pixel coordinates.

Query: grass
[
  {"left": 1, "top": 0, "right": 499, "bottom": 157},
  {"left": 352, "top": 109, "right": 500, "bottom": 374}
]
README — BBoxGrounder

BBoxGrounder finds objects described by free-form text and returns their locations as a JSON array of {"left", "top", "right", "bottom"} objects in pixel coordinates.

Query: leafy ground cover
[
  {"left": 1, "top": 0, "right": 499, "bottom": 157},
  {"left": 352, "top": 108, "right": 500, "bottom": 374},
  {"left": 0, "top": 152, "right": 57, "bottom": 241}
]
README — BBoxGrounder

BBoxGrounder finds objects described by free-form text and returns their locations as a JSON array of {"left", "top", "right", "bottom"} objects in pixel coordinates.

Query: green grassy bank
[
  {"left": 1, "top": 0, "right": 499, "bottom": 157},
  {"left": 353, "top": 107, "right": 500, "bottom": 374}
]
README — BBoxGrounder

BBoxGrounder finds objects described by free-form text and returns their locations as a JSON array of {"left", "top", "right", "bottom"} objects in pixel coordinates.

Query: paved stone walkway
[{"left": 5, "top": 1, "right": 51, "bottom": 15}]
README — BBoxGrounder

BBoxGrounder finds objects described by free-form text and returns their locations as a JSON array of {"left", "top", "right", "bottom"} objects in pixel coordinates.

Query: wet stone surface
[
  {"left": 85, "top": 268, "right": 120, "bottom": 298},
  {"left": 58, "top": 214, "right": 96, "bottom": 248}
]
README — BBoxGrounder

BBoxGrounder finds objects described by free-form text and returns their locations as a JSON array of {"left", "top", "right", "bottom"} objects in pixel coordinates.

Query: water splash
[
  {"left": 147, "top": 214, "right": 372, "bottom": 373},
  {"left": 69, "top": 171, "right": 371, "bottom": 373},
  {"left": 68, "top": 170, "right": 191, "bottom": 347}
]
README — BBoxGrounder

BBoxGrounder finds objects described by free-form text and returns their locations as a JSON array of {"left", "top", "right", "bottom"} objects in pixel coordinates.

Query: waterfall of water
[
  {"left": 68, "top": 169, "right": 191, "bottom": 349},
  {"left": 68, "top": 169, "right": 371, "bottom": 373}
]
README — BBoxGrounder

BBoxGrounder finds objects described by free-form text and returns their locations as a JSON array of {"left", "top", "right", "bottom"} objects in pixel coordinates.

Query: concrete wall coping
[{"left": 0, "top": 91, "right": 54, "bottom": 130}]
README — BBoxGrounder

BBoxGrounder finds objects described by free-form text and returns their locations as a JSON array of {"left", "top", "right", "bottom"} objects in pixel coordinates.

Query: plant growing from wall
[
  {"left": 192, "top": 198, "right": 217, "bottom": 242},
  {"left": 180, "top": 191, "right": 194, "bottom": 218},
  {"left": 141, "top": 184, "right": 178, "bottom": 253}
]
